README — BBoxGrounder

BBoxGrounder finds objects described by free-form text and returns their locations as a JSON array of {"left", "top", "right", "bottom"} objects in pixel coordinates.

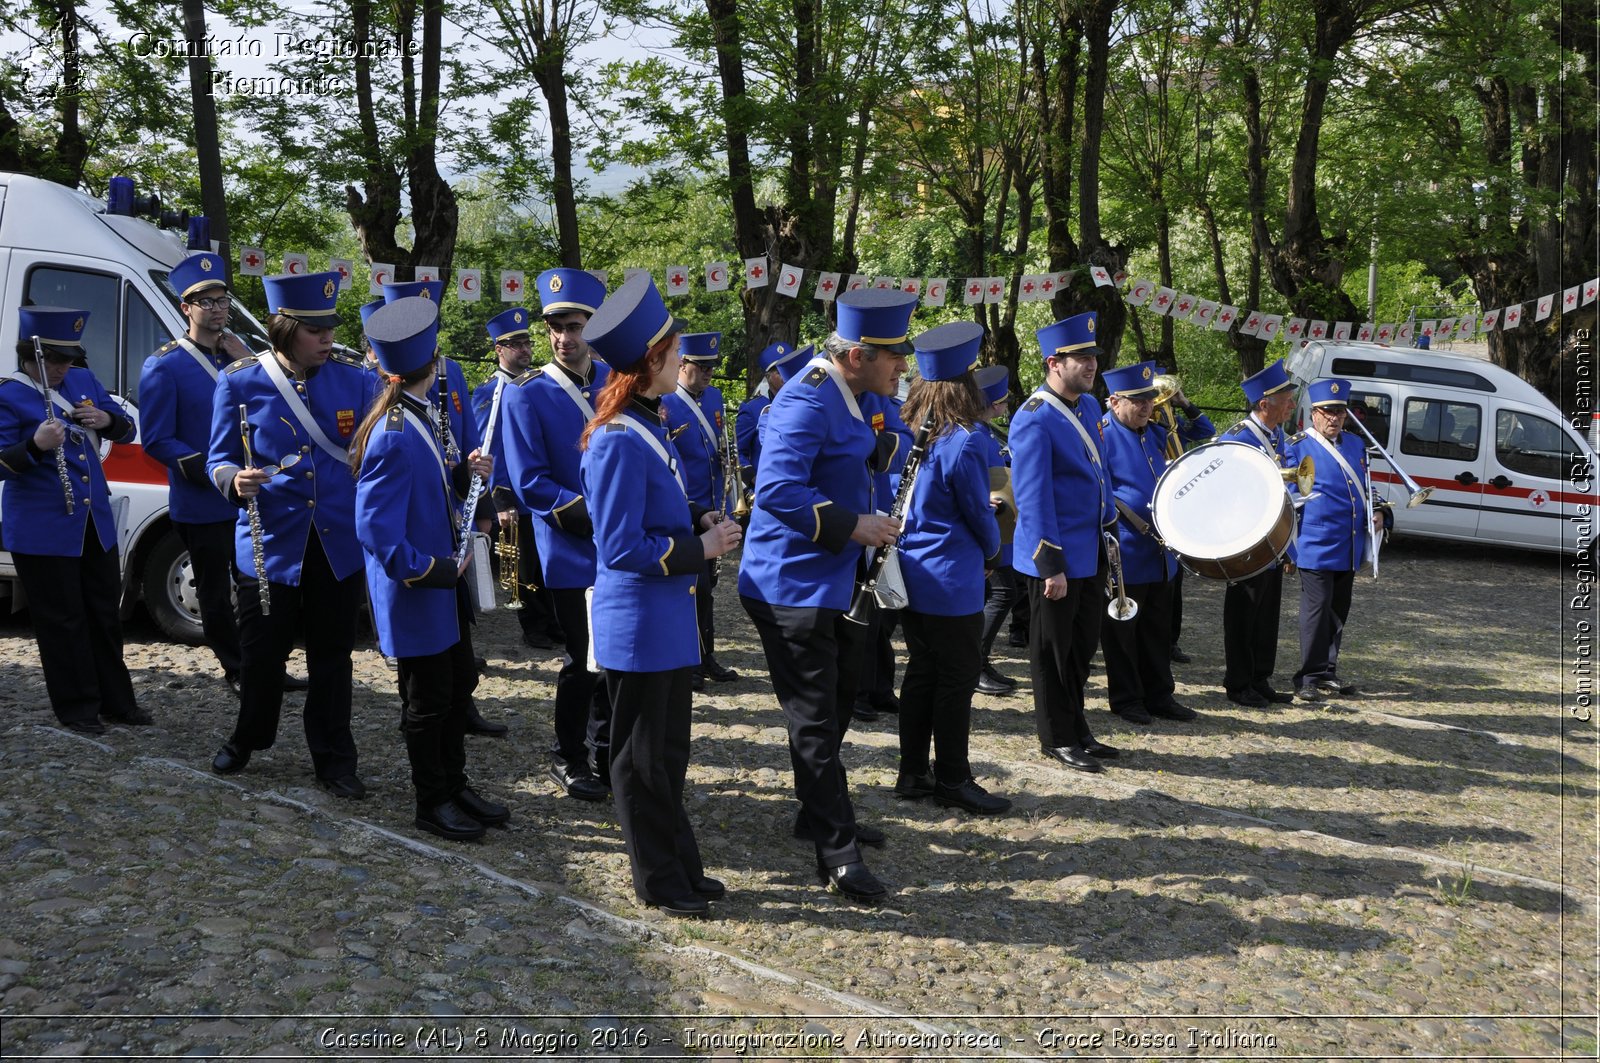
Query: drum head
[{"left": 1151, "top": 441, "right": 1288, "bottom": 561}]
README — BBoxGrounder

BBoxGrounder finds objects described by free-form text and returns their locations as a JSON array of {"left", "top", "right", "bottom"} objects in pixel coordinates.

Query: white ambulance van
[
  {"left": 0, "top": 172, "right": 272, "bottom": 640},
  {"left": 1285, "top": 339, "right": 1596, "bottom": 554}
]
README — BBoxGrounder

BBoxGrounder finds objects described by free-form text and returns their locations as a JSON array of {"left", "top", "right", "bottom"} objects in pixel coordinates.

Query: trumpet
[
  {"left": 1104, "top": 531, "right": 1138, "bottom": 622},
  {"left": 724, "top": 402, "right": 751, "bottom": 522},
  {"left": 1344, "top": 407, "right": 1434, "bottom": 508},
  {"left": 30, "top": 336, "right": 74, "bottom": 514},
  {"left": 238, "top": 404, "right": 270, "bottom": 616},
  {"left": 496, "top": 518, "right": 526, "bottom": 611}
]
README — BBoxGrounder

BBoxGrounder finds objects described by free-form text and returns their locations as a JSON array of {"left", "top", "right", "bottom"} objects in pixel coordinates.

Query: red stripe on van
[
  {"left": 102, "top": 443, "right": 170, "bottom": 486},
  {"left": 1371, "top": 468, "right": 1596, "bottom": 507}
]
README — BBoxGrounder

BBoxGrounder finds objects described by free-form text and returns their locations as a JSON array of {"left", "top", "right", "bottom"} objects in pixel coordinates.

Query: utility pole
[{"left": 181, "top": 0, "right": 231, "bottom": 282}]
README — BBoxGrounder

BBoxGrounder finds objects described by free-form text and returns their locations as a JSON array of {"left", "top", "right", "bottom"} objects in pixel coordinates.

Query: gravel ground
[{"left": 0, "top": 536, "right": 1593, "bottom": 1060}]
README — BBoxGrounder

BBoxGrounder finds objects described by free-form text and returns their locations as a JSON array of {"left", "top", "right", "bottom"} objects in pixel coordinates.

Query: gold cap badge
[
  {"left": 322, "top": 279, "right": 336, "bottom": 298},
  {"left": 549, "top": 275, "right": 564, "bottom": 292},
  {"left": 200, "top": 257, "right": 213, "bottom": 272}
]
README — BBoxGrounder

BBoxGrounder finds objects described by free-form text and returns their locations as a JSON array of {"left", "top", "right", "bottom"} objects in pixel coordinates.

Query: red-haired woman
[{"left": 578, "top": 275, "right": 742, "bottom": 918}]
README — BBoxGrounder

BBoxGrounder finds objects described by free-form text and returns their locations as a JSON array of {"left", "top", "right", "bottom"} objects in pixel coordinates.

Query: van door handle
[
  {"left": 1455, "top": 472, "right": 1478, "bottom": 485},
  {"left": 1487, "top": 475, "right": 1513, "bottom": 489}
]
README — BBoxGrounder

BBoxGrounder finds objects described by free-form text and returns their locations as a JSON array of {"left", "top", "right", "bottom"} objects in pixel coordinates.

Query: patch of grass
[{"left": 1435, "top": 863, "right": 1475, "bottom": 907}]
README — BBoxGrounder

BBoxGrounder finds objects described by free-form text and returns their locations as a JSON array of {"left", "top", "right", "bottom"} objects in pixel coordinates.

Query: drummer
[{"left": 1097, "top": 361, "right": 1195, "bottom": 726}]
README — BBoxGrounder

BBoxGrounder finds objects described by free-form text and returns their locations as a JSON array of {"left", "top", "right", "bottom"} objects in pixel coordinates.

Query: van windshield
[{"left": 150, "top": 270, "right": 270, "bottom": 354}]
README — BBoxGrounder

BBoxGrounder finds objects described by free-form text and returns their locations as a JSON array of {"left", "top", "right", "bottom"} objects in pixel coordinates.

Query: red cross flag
[
  {"left": 1150, "top": 286, "right": 1176, "bottom": 316},
  {"left": 1126, "top": 278, "right": 1153, "bottom": 306},
  {"left": 1019, "top": 276, "right": 1039, "bottom": 302},
  {"left": 985, "top": 278, "right": 1004, "bottom": 304},
  {"left": 1586, "top": 278, "right": 1600, "bottom": 306},
  {"left": 775, "top": 263, "right": 803, "bottom": 298},
  {"left": 1374, "top": 322, "right": 1396, "bottom": 343},
  {"left": 369, "top": 262, "right": 394, "bottom": 296},
  {"left": 1356, "top": 323, "right": 1375, "bottom": 341},
  {"left": 744, "top": 257, "right": 769, "bottom": 289},
  {"left": 1563, "top": 285, "right": 1581, "bottom": 310},
  {"left": 1195, "top": 299, "right": 1219, "bottom": 325},
  {"left": 872, "top": 276, "right": 895, "bottom": 290},
  {"left": 456, "top": 269, "right": 482, "bottom": 302},
  {"left": 665, "top": 266, "right": 691, "bottom": 297},
  {"left": 1113, "top": 270, "right": 1129, "bottom": 286},
  {"left": 704, "top": 262, "right": 729, "bottom": 293},
  {"left": 963, "top": 279, "right": 984, "bottom": 306},
  {"left": 1480, "top": 308, "right": 1500, "bottom": 332},
  {"left": 1419, "top": 320, "right": 1436, "bottom": 337},
  {"left": 901, "top": 277, "right": 922, "bottom": 296},
  {"left": 1503, "top": 303, "right": 1523, "bottom": 329},
  {"left": 1241, "top": 311, "right": 1265, "bottom": 336},
  {"left": 814, "top": 272, "right": 841, "bottom": 301},
  {"left": 1307, "top": 319, "right": 1326, "bottom": 339},
  {"left": 1536, "top": 295, "right": 1554, "bottom": 321},
  {"left": 1040, "top": 275, "right": 1057, "bottom": 297},
  {"left": 924, "top": 279, "right": 948, "bottom": 308},
  {"left": 846, "top": 274, "right": 867, "bottom": 292},
  {"left": 1171, "top": 294, "right": 1196, "bottom": 320},
  {"left": 1214, "top": 305, "right": 1239, "bottom": 331},
  {"left": 239, "top": 246, "right": 266, "bottom": 276},
  {"left": 416, "top": 264, "right": 440, "bottom": 283},
  {"left": 1332, "top": 321, "right": 1351, "bottom": 341},
  {"left": 500, "top": 270, "right": 526, "bottom": 302},
  {"left": 1089, "top": 265, "right": 1113, "bottom": 288},
  {"left": 1285, "top": 317, "right": 1306, "bottom": 339},
  {"left": 282, "top": 252, "right": 309, "bottom": 276},
  {"left": 1437, "top": 316, "right": 1457, "bottom": 337},
  {"left": 329, "top": 258, "right": 354, "bottom": 290},
  {"left": 1259, "top": 314, "right": 1283, "bottom": 341}
]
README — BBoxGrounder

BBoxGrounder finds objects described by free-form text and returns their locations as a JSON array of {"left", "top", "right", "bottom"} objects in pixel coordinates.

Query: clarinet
[
  {"left": 437, "top": 364, "right": 461, "bottom": 465},
  {"left": 453, "top": 376, "right": 506, "bottom": 569},
  {"left": 238, "top": 404, "right": 271, "bottom": 616},
  {"left": 31, "top": 337, "right": 74, "bottom": 514},
  {"left": 844, "top": 411, "right": 936, "bottom": 626}
]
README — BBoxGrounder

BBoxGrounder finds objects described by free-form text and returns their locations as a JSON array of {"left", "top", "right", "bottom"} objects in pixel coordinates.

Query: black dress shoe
[
  {"left": 1150, "top": 700, "right": 1198, "bottom": 721},
  {"left": 975, "top": 670, "right": 1013, "bottom": 696},
  {"left": 548, "top": 762, "right": 608, "bottom": 802},
  {"left": 690, "top": 670, "right": 706, "bottom": 693},
  {"left": 211, "top": 743, "right": 249, "bottom": 774},
  {"left": 320, "top": 774, "right": 368, "bottom": 800},
  {"left": 691, "top": 875, "right": 726, "bottom": 900},
  {"left": 1114, "top": 704, "right": 1153, "bottom": 725},
  {"left": 464, "top": 707, "right": 509, "bottom": 737},
  {"left": 934, "top": 778, "right": 1012, "bottom": 815},
  {"left": 1316, "top": 679, "right": 1358, "bottom": 696},
  {"left": 521, "top": 630, "right": 555, "bottom": 650},
  {"left": 793, "top": 818, "right": 885, "bottom": 846},
  {"left": 701, "top": 656, "right": 740, "bottom": 682},
  {"left": 65, "top": 719, "right": 107, "bottom": 736},
  {"left": 1007, "top": 630, "right": 1029, "bottom": 648},
  {"left": 872, "top": 692, "right": 901, "bottom": 715},
  {"left": 893, "top": 769, "right": 936, "bottom": 799},
  {"left": 850, "top": 700, "right": 880, "bottom": 721},
  {"left": 1227, "top": 688, "right": 1270, "bottom": 708},
  {"left": 283, "top": 674, "right": 309, "bottom": 692},
  {"left": 1041, "top": 745, "right": 1104, "bottom": 773},
  {"left": 454, "top": 787, "right": 510, "bottom": 827},
  {"left": 416, "top": 801, "right": 485, "bottom": 841},
  {"left": 816, "top": 861, "right": 887, "bottom": 903},
  {"left": 1254, "top": 685, "right": 1295, "bottom": 705},
  {"left": 1083, "top": 739, "right": 1120, "bottom": 759},
  {"left": 1170, "top": 644, "right": 1193, "bottom": 663},
  {"left": 103, "top": 707, "right": 154, "bottom": 725},
  {"left": 643, "top": 893, "right": 709, "bottom": 917},
  {"left": 983, "top": 663, "right": 1018, "bottom": 689}
]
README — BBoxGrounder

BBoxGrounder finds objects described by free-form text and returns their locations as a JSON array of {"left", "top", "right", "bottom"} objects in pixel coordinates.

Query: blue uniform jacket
[
  {"left": 473, "top": 369, "right": 523, "bottom": 513},
  {"left": 740, "top": 361, "right": 889, "bottom": 610},
  {"left": 1287, "top": 428, "right": 1370, "bottom": 572},
  {"left": 0, "top": 368, "right": 134, "bottom": 556},
  {"left": 207, "top": 353, "right": 379, "bottom": 584},
  {"left": 736, "top": 394, "right": 769, "bottom": 475},
  {"left": 1220, "top": 416, "right": 1297, "bottom": 567},
  {"left": 1099, "top": 414, "right": 1177, "bottom": 585},
  {"left": 1011, "top": 385, "right": 1114, "bottom": 580},
  {"left": 860, "top": 391, "right": 911, "bottom": 505},
  {"left": 661, "top": 383, "right": 729, "bottom": 514},
  {"left": 900, "top": 426, "right": 1001, "bottom": 616},
  {"left": 582, "top": 412, "right": 706, "bottom": 671},
  {"left": 974, "top": 421, "right": 1013, "bottom": 569},
  {"left": 500, "top": 361, "right": 610, "bottom": 589},
  {"left": 357, "top": 399, "right": 470, "bottom": 658},
  {"left": 139, "top": 338, "right": 236, "bottom": 524}
]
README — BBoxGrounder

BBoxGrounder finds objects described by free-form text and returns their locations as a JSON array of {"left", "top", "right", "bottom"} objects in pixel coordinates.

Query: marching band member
[
  {"left": 1149, "top": 374, "right": 1216, "bottom": 663},
  {"left": 1011, "top": 312, "right": 1120, "bottom": 774},
  {"left": 1220, "top": 360, "right": 1298, "bottom": 708},
  {"left": 141, "top": 252, "right": 244, "bottom": 691},
  {"left": 578, "top": 274, "right": 742, "bottom": 917},
  {"left": 500, "top": 268, "right": 613, "bottom": 801},
  {"left": 1098, "top": 361, "right": 1197, "bottom": 726},
  {"left": 853, "top": 388, "right": 912, "bottom": 722},
  {"left": 661, "top": 332, "right": 739, "bottom": 689},
  {"left": 352, "top": 296, "right": 509, "bottom": 841},
  {"left": 893, "top": 322, "right": 1009, "bottom": 815},
  {"left": 0, "top": 306, "right": 144, "bottom": 734},
  {"left": 1287, "top": 378, "right": 1380, "bottom": 701},
  {"left": 206, "top": 272, "right": 379, "bottom": 797},
  {"left": 735, "top": 341, "right": 795, "bottom": 493},
  {"left": 474, "top": 306, "right": 561, "bottom": 649},
  {"left": 973, "top": 365, "right": 1019, "bottom": 695},
  {"left": 754, "top": 343, "right": 814, "bottom": 458},
  {"left": 738, "top": 288, "right": 911, "bottom": 904}
]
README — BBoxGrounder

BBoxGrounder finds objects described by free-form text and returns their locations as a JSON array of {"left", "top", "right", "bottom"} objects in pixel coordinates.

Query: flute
[
  {"left": 30, "top": 337, "right": 74, "bottom": 514},
  {"left": 238, "top": 404, "right": 271, "bottom": 616},
  {"left": 453, "top": 375, "right": 506, "bottom": 569}
]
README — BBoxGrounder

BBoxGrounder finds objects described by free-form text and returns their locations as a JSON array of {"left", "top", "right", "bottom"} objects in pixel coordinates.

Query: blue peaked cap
[
  {"left": 487, "top": 307, "right": 532, "bottom": 342},
  {"left": 975, "top": 365, "right": 1009, "bottom": 405},
  {"left": 835, "top": 288, "right": 916, "bottom": 354},
  {"left": 1240, "top": 359, "right": 1293, "bottom": 404},
  {"left": 912, "top": 321, "right": 983, "bottom": 381},
  {"left": 20, "top": 306, "right": 89, "bottom": 353},
  {"left": 581, "top": 273, "right": 684, "bottom": 371},
  {"left": 263, "top": 271, "right": 341, "bottom": 328},
  {"left": 1103, "top": 360, "right": 1159, "bottom": 397},
  {"left": 538, "top": 269, "right": 606, "bottom": 317},
  {"left": 170, "top": 252, "right": 227, "bottom": 300},
  {"left": 1308, "top": 377, "right": 1352, "bottom": 407},
  {"left": 776, "top": 343, "right": 815, "bottom": 383},
  {"left": 679, "top": 332, "right": 722, "bottom": 365},
  {"left": 382, "top": 279, "right": 445, "bottom": 305},
  {"left": 366, "top": 297, "right": 439, "bottom": 377},
  {"left": 1036, "top": 311, "right": 1101, "bottom": 361}
]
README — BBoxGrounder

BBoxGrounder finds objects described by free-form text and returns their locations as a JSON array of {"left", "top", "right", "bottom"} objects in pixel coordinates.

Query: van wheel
[{"left": 143, "top": 530, "right": 206, "bottom": 645}]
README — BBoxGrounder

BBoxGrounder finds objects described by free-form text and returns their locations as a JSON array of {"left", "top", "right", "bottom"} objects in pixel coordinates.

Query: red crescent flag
[
  {"left": 456, "top": 269, "right": 482, "bottom": 303},
  {"left": 924, "top": 279, "right": 948, "bottom": 308},
  {"left": 369, "top": 262, "right": 394, "bottom": 296},
  {"left": 705, "top": 262, "right": 729, "bottom": 293},
  {"left": 1536, "top": 295, "right": 1553, "bottom": 321},
  {"left": 775, "top": 263, "right": 802, "bottom": 298},
  {"left": 283, "top": 252, "right": 308, "bottom": 276}
]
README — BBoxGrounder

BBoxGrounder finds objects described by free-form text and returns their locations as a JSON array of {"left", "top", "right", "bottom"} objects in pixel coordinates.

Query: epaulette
[
  {"left": 1022, "top": 397, "right": 1044, "bottom": 412},
  {"left": 224, "top": 355, "right": 259, "bottom": 375},
  {"left": 1289, "top": 431, "right": 1307, "bottom": 444},
  {"left": 804, "top": 367, "right": 828, "bottom": 387},
  {"left": 604, "top": 422, "right": 626, "bottom": 433},
  {"left": 384, "top": 405, "right": 405, "bottom": 431},
  {"left": 329, "top": 352, "right": 364, "bottom": 369},
  {"left": 155, "top": 339, "right": 181, "bottom": 356},
  {"left": 514, "top": 368, "right": 542, "bottom": 386}
]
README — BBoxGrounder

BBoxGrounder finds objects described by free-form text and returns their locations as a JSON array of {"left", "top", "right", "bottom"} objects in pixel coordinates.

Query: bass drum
[{"left": 1150, "top": 441, "right": 1293, "bottom": 582}]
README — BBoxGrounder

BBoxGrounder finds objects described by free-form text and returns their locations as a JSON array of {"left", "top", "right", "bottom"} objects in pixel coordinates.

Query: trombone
[{"left": 1343, "top": 408, "right": 1434, "bottom": 508}]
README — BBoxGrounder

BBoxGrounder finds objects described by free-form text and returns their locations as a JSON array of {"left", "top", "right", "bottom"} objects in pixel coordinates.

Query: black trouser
[
  {"left": 1025, "top": 571, "right": 1103, "bottom": 750},
  {"left": 14, "top": 523, "right": 138, "bottom": 726},
  {"left": 496, "top": 512, "right": 557, "bottom": 637},
  {"left": 548, "top": 586, "right": 611, "bottom": 773},
  {"left": 174, "top": 518, "right": 241, "bottom": 677},
  {"left": 742, "top": 596, "right": 867, "bottom": 870},
  {"left": 695, "top": 559, "right": 719, "bottom": 664},
  {"left": 396, "top": 594, "right": 476, "bottom": 810},
  {"left": 1009, "top": 586, "right": 1030, "bottom": 642},
  {"left": 899, "top": 610, "right": 983, "bottom": 784},
  {"left": 229, "top": 535, "right": 360, "bottom": 780},
  {"left": 857, "top": 607, "right": 899, "bottom": 705},
  {"left": 607, "top": 667, "right": 704, "bottom": 903},
  {"left": 979, "top": 565, "right": 1019, "bottom": 662},
  {"left": 1100, "top": 578, "right": 1176, "bottom": 715},
  {"left": 1294, "top": 568, "right": 1356, "bottom": 689},
  {"left": 1222, "top": 564, "right": 1284, "bottom": 695},
  {"left": 1169, "top": 567, "right": 1186, "bottom": 646}
]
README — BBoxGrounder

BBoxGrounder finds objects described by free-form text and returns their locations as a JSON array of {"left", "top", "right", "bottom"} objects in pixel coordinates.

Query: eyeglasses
[
  {"left": 495, "top": 337, "right": 532, "bottom": 350},
  {"left": 191, "top": 295, "right": 232, "bottom": 311},
  {"left": 1315, "top": 406, "right": 1349, "bottom": 416}
]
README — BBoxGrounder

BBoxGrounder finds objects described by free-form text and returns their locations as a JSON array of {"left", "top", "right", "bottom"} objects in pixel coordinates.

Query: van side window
[
  {"left": 121, "top": 284, "right": 173, "bottom": 405},
  {"left": 1348, "top": 391, "right": 1391, "bottom": 447},
  {"left": 1401, "top": 398, "right": 1480, "bottom": 461},
  {"left": 1496, "top": 410, "right": 1579, "bottom": 481},
  {"left": 24, "top": 266, "right": 120, "bottom": 388}
]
